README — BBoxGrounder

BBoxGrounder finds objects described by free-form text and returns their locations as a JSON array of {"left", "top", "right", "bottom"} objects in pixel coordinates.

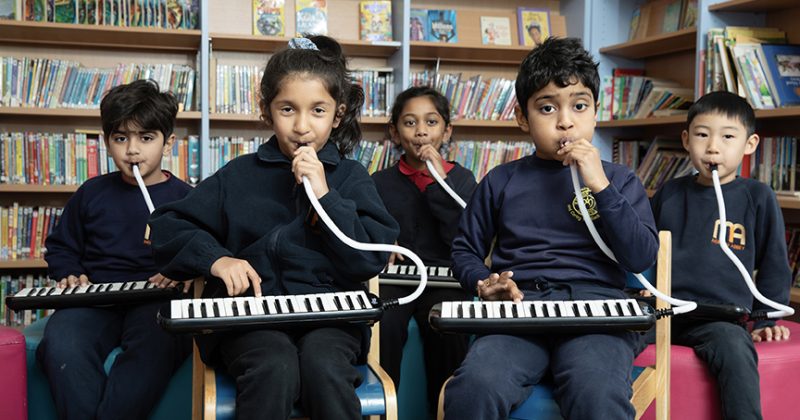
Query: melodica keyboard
[
  {"left": 379, "top": 265, "right": 460, "bottom": 288},
  {"left": 429, "top": 299, "right": 656, "bottom": 335},
  {"left": 158, "top": 291, "right": 383, "bottom": 333},
  {"left": 5, "top": 281, "right": 182, "bottom": 310}
]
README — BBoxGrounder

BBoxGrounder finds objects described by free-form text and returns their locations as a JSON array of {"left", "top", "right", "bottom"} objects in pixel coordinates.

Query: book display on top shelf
[
  {"left": 480, "top": 16, "right": 511, "bottom": 46},
  {"left": 252, "top": 0, "right": 284, "bottom": 36},
  {"left": 427, "top": 9, "right": 456, "bottom": 43},
  {"left": 295, "top": 0, "right": 326, "bottom": 36},
  {"left": 0, "top": 0, "right": 16, "bottom": 20},
  {"left": 409, "top": 8, "right": 426, "bottom": 41},
  {"left": 22, "top": 0, "right": 198, "bottom": 29},
  {"left": 628, "top": 0, "right": 697, "bottom": 42},
  {"left": 517, "top": 7, "right": 548, "bottom": 47},
  {"left": 359, "top": 0, "right": 391, "bottom": 42}
]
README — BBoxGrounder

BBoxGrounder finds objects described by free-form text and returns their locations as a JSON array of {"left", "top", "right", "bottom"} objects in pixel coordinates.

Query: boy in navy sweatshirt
[
  {"left": 444, "top": 37, "right": 658, "bottom": 420},
  {"left": 651, "top": 91, "right": 791, "bottom": 419},
  {"left": 38, "top": 80, "right": 192, "bottom": 420}
]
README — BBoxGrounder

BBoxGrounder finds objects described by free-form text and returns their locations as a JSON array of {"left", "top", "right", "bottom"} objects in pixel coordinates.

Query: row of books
[
  {"left": 0, "top": 132, "right": 200, "bottom": 186},
  {"left": 411, "top": 71, "right": 517, "bottom": 121},
  {"left": 614, "top": 137, "right": 693, "bottom": 191},
  {"left": 212, "top": 64, "right": 261, "bottom": 115},
  {"left": 0, "top": 56, "right": 197, "bottom": 111},
  {"left": 783, "top": 227, "right": 800, "bottom": 288},
  {"left": 1, "top": 204, "right": 62, "bottom": 261},
  {"left": 597, "top": 69, "right": 693, "bottom": 121},
  {"left": 352, "top": 69, "right": 394, "bottom": 118},
  {"left": 748, "top": 137, "right": 800, "bottom": 193},
  {"left": 6, "top": 0, "right": 199, "bottom": 30},
  {"left": 628, "top": 0, "right": 697, "bottom": 41},
  {"left": 0, "top": 274, "right": 54, "bottom": 328},
  {"left": 704, "top": 26, "right": 800, "bottom": 108},
  {"left": 207, "top": 136, "right": 269, "bottom": 174}
]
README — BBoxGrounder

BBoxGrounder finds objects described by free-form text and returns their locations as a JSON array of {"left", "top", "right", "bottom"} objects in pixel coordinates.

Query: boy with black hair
[
  {"left": 38, "top": 79, "right": 193, "bottom": 420},
  {"left": 444, "top": 37, "right": 658, "bottom": 420},
  {"left": 651, "top": 90, "right": 791, "bottom": 419}
]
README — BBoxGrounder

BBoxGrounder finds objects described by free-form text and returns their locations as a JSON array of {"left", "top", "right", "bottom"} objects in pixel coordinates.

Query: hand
[
  {"left": 57, "top": 274, "right": 90, "bottom": 289},
  {"left": 148, "top": 273, "right": 192, "bottom": 293},
  {"left": 751, "top": 325, "right": 791, "bottom": 342},
  {"left": 476, "top": 271, "right": 523, "bottom": 302},
  {"left": 388, "top": 241, "right": 405, "bottom": 265},
  {"left": 418, "top": 144, "right": 447, "bottom": 179},
  {"left": 639, "top": 289, "right": 652, "bottom": 297},
  {"left": 557, "top": 138, "right": 610, "bottom": 193},
  {"left": 210, "top": 256, "right": 262, "bottom": 297},
  {"left": 292, "top": 145, "right": 329, "bottom": 198}
]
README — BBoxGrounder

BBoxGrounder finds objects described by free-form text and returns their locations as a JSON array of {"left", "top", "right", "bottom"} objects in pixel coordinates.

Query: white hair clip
[{"left": 288, "top": 38, "right": 319, "bottom": 51}]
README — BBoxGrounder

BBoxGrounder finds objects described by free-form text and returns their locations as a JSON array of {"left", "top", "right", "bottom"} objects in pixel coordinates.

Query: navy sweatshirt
[
  {"left": 44, "top": 172, "right": 192, "bottom": 283},
  {"left": 452, "top": 154, "right": 659, "bottom": 294},
  {"left": 372, "top": 162, "right": 477, "bottom": 266},
  {"left": 651, "top": 175, "right": 791, "bottom": 328}
]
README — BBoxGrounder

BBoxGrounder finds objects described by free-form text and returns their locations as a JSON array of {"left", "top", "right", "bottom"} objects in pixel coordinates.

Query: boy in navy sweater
[
  {"left": 444, "top": 37, "right": 658, "bottom": 420},
  {"left": 38, "top": 80, "right": 192, "bottom": 420},
  {"left": 651, "top": 91, "right": 791, "bottom": 419}
]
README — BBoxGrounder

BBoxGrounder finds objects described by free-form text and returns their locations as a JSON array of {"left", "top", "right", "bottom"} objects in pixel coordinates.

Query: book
[
  {"left": 680, "top": 0, "right": 697, "bottom": 29},
  {"left": 359, "top": 1, "right": 391, "bottom": 42},
  {"left": 253, "top": 0, "right": 284, "bottom": 36},
  {"left": 661, "top": 0, "right": 681, "bottom": 33},
  {"left": 427, "top": 9, "right": 456, "bottom": 43},
  {"left": 480, "top": 16, "right": 511, "bottom": 46},
  {"left": 756, "top": 44, "right": 800, "bottom": 107},
  {"left": 517, "top": 7, "right": 549, "bottom": 47},
  {"left": 0, "top": 0, "right": 17, "bottom": 19},
  {"left": 409, "top": 8, "right": 426, "bottom": 41},
  {"left": 295, "top": 0, "right": 326, "bottom": 36}
]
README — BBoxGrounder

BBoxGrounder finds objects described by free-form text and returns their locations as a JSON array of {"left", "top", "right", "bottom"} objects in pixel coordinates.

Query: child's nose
[
  {"left": 557, "top": 111, "right": 574, "bottom": 129},
  {"left": 294, "top": 114, "right": 310, "bottom": 133}
]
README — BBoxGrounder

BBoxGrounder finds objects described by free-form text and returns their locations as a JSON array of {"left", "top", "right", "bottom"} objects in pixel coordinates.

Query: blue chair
[
  {"left": 437, "top": 231, "right": 673, "bottom": 420},
  {"left": 23, "top": 316, "right": 192, "bottom": 420},
  {"left": 192, "top": 276, "right": 398, "bottom": 420}
]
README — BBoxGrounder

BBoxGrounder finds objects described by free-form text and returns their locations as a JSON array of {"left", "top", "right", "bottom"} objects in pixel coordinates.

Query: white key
[
  {"left": 628, "top": 299, "right": 643, "bottom": 316},
  {"left": 190, "top": 299, "right": 204, "bottom": 318},
  {"left": 202, "top": 300, "right": 215, "bottom": 318},
  {"left": 17, "top": 288, "right": 34, "bottom": 297},
  {"left": 212, "top": 298, "right": 228, "bottom": 317},
  {"left": 604, "top": 300, "right": 619, "bottom": 317},
  {"left": 337, "top": 294, "right": 351, "bottom": 311},
  {"left": 246, "top": 297, "right": 263, "bottom": 315},
  {"left": 619, "top": 300, "right": 632, "bottom": 317},
  {"left": 51, "top": 287, "right": 65, "bottom": 296},
  {"left": 278, "top": 297, "right": 291, "bottom": 313},
  {"left": 109, "top": 283, "right": 123, "bottom": 292},
  {"left": 485, "top": 301, "right": 498, "bottom": 318},
  {"left": 287, "top": 296, "right": 305, "bottom": 313},
  {"left": 398, "top": 265, "right": 407, "bottom": 275},
  {"left": 132, "top": 281, "right": 146, "bottom": 290},
  {"left": 75, "top": 285, "right": 91, "bottom": 294},
  {"left": 533, "top": 302, "right": 545, "bottom": 318},
  {"left": 436, "top": 267, "right": 447, "bottom": 277},
  {"left": 223, "top": 298, "right": 235, "bottom": 317},
  {"left": 442, "top": 301, "right": 453, "bottom": 318},
  {"left": 387, "top": 265, "right": 399, "bottom": 275},
  {"left": 232, "top": 297, "right": 247, "bottom": 315},
  {"left": 588, "top": 301, "right": 606, "bottom": 317},
  {"left": 319, "top": 294, "right": 337, "bottom": 312},
  {"left": 171, "top": 300, "right": 183, "bottom": 319},
  {"left": 559, "top": 301, "right": 575, "bottom": 317},
  {"left": 544, "top": 302, "right": 557, "bottom": 317},
  {"left": 472, "top": 302, "right": 484, "bottom": 318},
  {"left": 573, "top": 301, "right": 588, "bottom": 317}
]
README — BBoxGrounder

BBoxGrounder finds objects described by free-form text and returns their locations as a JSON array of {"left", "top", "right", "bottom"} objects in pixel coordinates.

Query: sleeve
[
  {"left": 315, "top": 164, "right": 400, "bottom": 280},
  {"left": 593, "top": 169, "right": 659, "bottom": 274},
  {"left": 424, "top": 166, "right": 478, "bottom": 246},
  {"left": 44, "top": 187, "right": 87, "bottom": 281},
  {"left": 752, "top": 189, "right": 792, "bottom": 329},
  {"left": 451, "top": 173, "right": 497, "bottom": 293},
  {"left": 148, "top": 173, "right": 233, "bottom": 281}
]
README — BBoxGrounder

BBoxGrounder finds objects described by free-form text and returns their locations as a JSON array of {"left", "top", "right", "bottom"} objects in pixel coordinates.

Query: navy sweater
[
  {"left": 452, "top": 154, "right": 659, "bottom": 294},
  {"left": 372, "top": 162, "right": 477, "bottom": 266},
  {"left": 45, "top": 172, "right": 192, "bottom": 283},
  {"left": 651, "top": 176, "right": 791, "bottom": 328}
]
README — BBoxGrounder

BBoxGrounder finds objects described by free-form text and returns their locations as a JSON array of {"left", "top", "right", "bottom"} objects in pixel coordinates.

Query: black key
[
  {"left": 333, "top": 295, "right": 343, "bottom": 311},
  {"left": 511, "top": 304, "right": 518, "bottom": 318},
  {"left": 286, "top": 298, "right": 295, "bottom": 313},
  {"left": 554, "top": 303, "right": 562, "bottom": 317},
  {"left": 200, "top": 303, "right": 207, "bottom": 318},
  {"left": 244, "top": 300, "right": 252, "bottom": 316},
  {"left": 303, "top": 297, "right": 313, "bottom": 312},
  {"left": 188, "top": 303, "right": 195, "bottom": 318},
  {"left": 481, "top": 304, "right": 488, "bottom": 318},
  {"left": 232, "top": 302, "right": 239, "bottom": 316},
  {"left": 499, "top": 304, "right": 506, "bottom": 318},
  {"left": 469, "top": 303, "right": 475, "bottom": 318},
  {"left": 542, "top": 304, "right": 550, "bottom": 317},
  {"left": 316, "top": 297, "right": 325, "bottom": 312},
  {"left": 346, "top": 294, "right": 356, "bottom": 309},
  {"left": 584, "top": 303, "right": 592, "bottom": 316},
  {"left": 46, "top": 288, "right": 56, "bottom": 296},
  {"left": 262, "top": 299, "right": 270, "bottom": 314},
  {"left": 213, "top": 301, "right": 221, "bottom": 317}
]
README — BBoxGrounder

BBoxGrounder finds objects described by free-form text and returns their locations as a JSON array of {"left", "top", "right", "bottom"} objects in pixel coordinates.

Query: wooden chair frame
[
  {"left": 436, "top": 231, "right": 672, "bottom": 420},
  {"left": 190, "top": 277, "right": 397, "bottom": 420}
]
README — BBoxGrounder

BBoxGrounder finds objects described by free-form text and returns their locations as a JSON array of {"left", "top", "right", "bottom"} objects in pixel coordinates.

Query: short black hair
[
  {"left": 389, "top": 86, "right": 452, "bottom": 127},
  {"left": 515, "top": 37, "right": 599, "bottom": 117},
  {"left": 100, "top": 79, "right": 178, "bottom": 141},
  {"left": 686, "top": 91, "right": 756, "bottom": 136}
]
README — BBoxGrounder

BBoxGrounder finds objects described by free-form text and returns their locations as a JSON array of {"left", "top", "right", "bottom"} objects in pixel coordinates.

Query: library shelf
[
  {"left": 451, "top": 119, "right": 517, "bottom": 128},
  {"left": 208, "top": 113, "right": 388, "bottom": 126},
  {"left": 599, "top": 27, "right": 697, "bottom": 60},
  {"left": 0, "top": 185, "right": 79, "bottom": 193},
  {"left": 597, "top": 115, "right": 686, "bottom": 128},
  {"left": 0, "top": 259, "right": 48, "bottom": 269},
  {"left": 791, "top": 287, "right": 800, "bottom": 304},
  {"left": 777, "top": 195, "right": 800, "bottom": 210},
  {"left": 0, "top": 20, "right": 200, "bottom": 51},
  {"left": 709, "top": 0, "right": 799, "bottom": 13},
  {"left": 210, "top": 33, "right": 401, "bottom": 58},
  {"left": 754, "top": 107, "right": 800, "bottom": 119},
  {"left": 0, "top": 107, "right": 201, "bottom": 120},
  {"left": 409, "top": 41, "right": 531, "bottom": 65}
]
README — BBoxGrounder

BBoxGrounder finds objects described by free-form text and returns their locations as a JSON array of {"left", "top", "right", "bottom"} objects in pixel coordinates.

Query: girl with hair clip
[
  {"left": 372, "top": 86, "right": 477, "bottom": 415},
  {"left": 148, "top": 35, "right": 399, "bottom": 420}
]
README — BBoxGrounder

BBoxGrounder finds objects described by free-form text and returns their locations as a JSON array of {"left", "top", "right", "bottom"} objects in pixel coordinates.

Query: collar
[
  {"left": 398, "top": 156, "right": 455, "bottom": 192},
  {"left": 257, "top": 135, "right": 342, "bottom": 167}
]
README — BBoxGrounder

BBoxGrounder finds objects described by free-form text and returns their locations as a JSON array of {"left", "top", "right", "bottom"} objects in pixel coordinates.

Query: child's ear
[
  {"left": 388, "top": 124, "right": 400, "bottom": 145},
  {"left": 332, "top": 104, "right": 346, "bottom": 128},
  {"left": 514, "top": 105, "right": 530, "bottom": 133},
  {"left": 442, "top": 123, "right": 453, "bottom": 143},
  {"left": 681, "top": 129, "right": 690, "bottom": 152},
  {"left": 744, "top": 133, "right": 760, "bottom": 155},
  {"left": 162, "top": 134, "right": 176, "bottom": 155}
]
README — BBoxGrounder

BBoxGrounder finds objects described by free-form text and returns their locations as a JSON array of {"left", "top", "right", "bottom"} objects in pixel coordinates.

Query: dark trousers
[
  {"left": 218, "top": 326, "right": 363, "bottom": 420},
  {"left": 443, "top": 285, "right": 642, "bottom": 420},
  {"left": 37, "top": 302, "right": 189, "bottom": 420},
  {"left": 672, "top": 320, "right": 762, "bottom": 420},
  {"left": 379, "top": 285, "right": 470, "bottom": 413}
]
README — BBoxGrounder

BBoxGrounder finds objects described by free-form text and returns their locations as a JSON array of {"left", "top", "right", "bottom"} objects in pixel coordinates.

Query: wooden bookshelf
[
  {"left": 451, "top": 119, "right": 517, "bottom": 128},
  {"left": 0, "top": 20, "right": 200, "bottom": 51},
  {"left": 0, "top": 185, "right": 79, "bottom": 193},
  {"left": 0, "top": 107, "right": 201, "bottom": 120},
  {"left": 0, "top": 259, "right": 48, "bottom": 269},
  {"left": 210, "top": 33, "right": 401, "bottom": 58},
  {"left": 777, "top": 195, "right": 800, "bottom": 210},
  {"left": 599, "top": 27, "right": 697, "bottom": 59},
  {"left": 410, "top": 41, "right": 530, "bottom": 65},
  {"left": 208, "top": 113, "right": 389, "bottom": 126},
  {"left": 597, "top": 115, "right": 686, "bottom": 128},
  {"left": 709, "top": 0, "right": 799, "bottom": 13},
  {"left": 791, "top": 287, "right": 800, "bottom": 304}
]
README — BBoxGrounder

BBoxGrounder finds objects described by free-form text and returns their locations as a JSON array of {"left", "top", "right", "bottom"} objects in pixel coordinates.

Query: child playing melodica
[
  {"left": 372, "top": 86, "right": 477, "bottom": 415},
  {"left": 444, "top": 37, "right": 658, "bottom": 420},
  {"left": 39, "top": 79, "right": 193, "bottom": 420},
  {"left": 148, "top": 36, "right": 399, "bottom": 420},
  {"left": 651, "top": 91, "right": 792, "bottom": 419}
]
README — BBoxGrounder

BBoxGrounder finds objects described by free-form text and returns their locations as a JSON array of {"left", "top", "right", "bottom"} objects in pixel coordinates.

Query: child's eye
[
  {"left": 141, "top": 136, "right": 155, "bottom": 142},
  {"left": 574, "top": 103, "right": 590, "bottom": 111},
  {"left": 723, "top": 134, "right": 735, "bottom": 140},
  {"left": 313, "top": 107, "right": 326, "bottom": 114},
  {"left": 694, "top": 132, "right": 708, "bottom": 138},
  {"left": 403, "top": 120, "right": 416, "bottom": 127},
  {"left": 426, "top": 119, "right": 439, "bottom": 126},
  {"left": 279, "top": 106, "right": 293, "bottom": 114},
  {"left": 540, "top": 105, "right": 556, "bottom": 114},
  {"left": 112, "top": 136, "right": 127, "bottom": 143}
]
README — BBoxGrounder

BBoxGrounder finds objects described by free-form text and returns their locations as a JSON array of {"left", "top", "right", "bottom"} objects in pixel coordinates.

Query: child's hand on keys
[
  {"left": 210, "top": 256, "right": 262, "bottom": 297},
  {"left": 149, "top": 273, "right": 192, "bottom": 293},
  {"left": 388, "top": 241, "right": 405, "bottom": 265},
  {"left": 476, "top": 271, "right": 523, "bottom": 302},
  {"left": 58, "top": 274, "right": 90, "bottom": 289}
]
